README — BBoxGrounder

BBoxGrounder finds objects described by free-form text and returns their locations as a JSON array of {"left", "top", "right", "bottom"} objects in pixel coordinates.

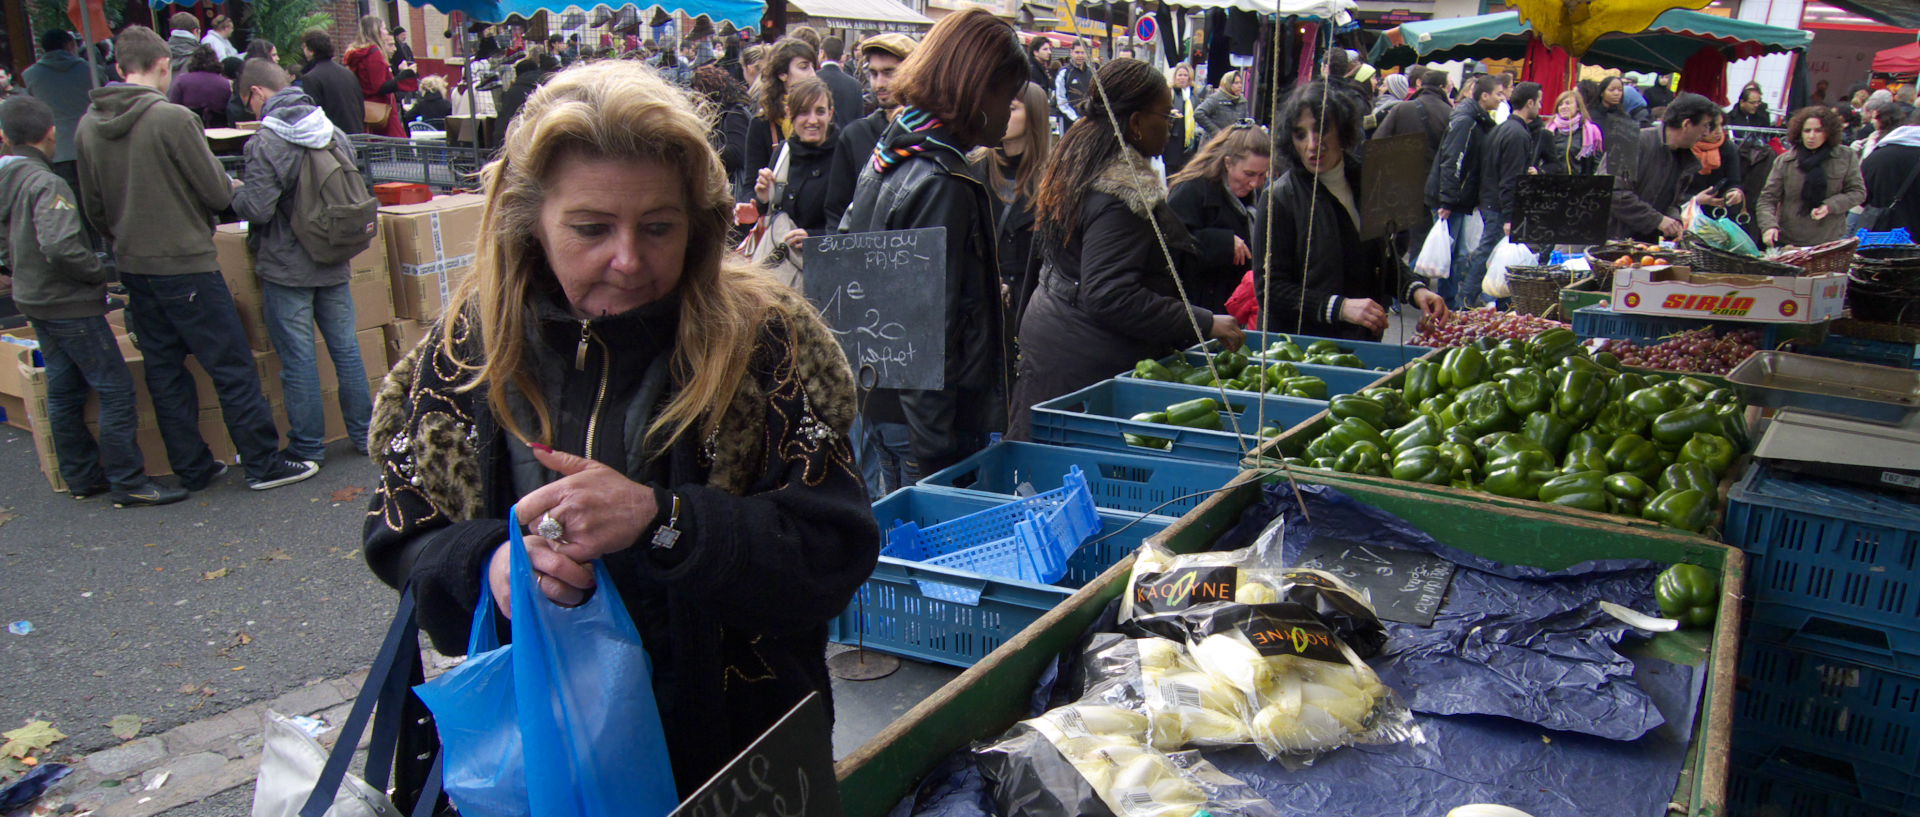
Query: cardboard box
[
  {"left": 218, "top": 222, "right": 393, "bottom": 349},
  {"left": 220, "top": 221, "right": 389, "bottom": 285},
  {"left": 381, "top": 194, "right": 484, "bottom": 320},
  {"left": 25, "top": 378, "right": 246, "bottom": 488},
  {"left": 382, "top": 320, "right": 433, "bottom": 367},
  {"left": 0, "top": 332, "right": 40, "bottom": 402},
  {"left": 0, "top": 392, "right": 28, "bottom": 432},
  {"left": 1611, "top": 267, "right": 1847, "bottom": 324},
  {"left": 353, "top": 276, "right": 395, "bottom": 331}
]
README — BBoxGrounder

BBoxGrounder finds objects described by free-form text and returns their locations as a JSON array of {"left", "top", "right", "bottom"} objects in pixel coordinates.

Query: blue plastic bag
[{"left": 415, "top": 506, "right": 679, "bottom": 817}]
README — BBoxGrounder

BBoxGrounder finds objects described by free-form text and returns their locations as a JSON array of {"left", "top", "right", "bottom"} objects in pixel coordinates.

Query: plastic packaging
[
  {"left": 1415, "top": 222, "right": 1454, "bottom": 280},
  {"left": 1480, "top": 239, "right": 1537, "bottom": 299},
  {"left": 975, "top": 719, "right": 1287, "bottom": 817}
]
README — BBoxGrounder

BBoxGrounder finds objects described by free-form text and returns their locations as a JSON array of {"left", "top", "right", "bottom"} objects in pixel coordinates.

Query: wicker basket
[
  {"left": 1507, "top": 265, "right": 1573, "bottom": 319},
  {"left": 1684, "top": 235, "right": 1803, "bottom": 276},
  {"left": 1583, "top": 242, "right": 1678, "bottom": 289},
  {"left": 1786, "top": 238, "right": 1860, "bottom": 277}
]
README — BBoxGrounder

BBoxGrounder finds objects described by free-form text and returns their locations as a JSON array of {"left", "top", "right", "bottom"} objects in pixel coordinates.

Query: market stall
[{"left": 1366, "top": 8, "right": 1813, "bottom": 74}]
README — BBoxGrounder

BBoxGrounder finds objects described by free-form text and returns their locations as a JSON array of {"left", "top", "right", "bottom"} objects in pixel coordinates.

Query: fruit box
[{"left": 1611, "top": 266, "right": 1845, "bottom": 324}]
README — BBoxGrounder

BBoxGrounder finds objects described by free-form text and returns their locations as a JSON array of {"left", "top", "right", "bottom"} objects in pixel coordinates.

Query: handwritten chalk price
[{"left": 804, "top": 228, "right": 948, "bottom": 391}]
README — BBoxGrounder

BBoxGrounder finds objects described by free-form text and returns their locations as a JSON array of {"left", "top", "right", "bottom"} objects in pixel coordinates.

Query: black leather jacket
[
  {"left": 1254, "top": 156, "right": 1426, "bottom": 340},
  {"left": 839, "top": 127, "right": 1005, "bottom": 472}
]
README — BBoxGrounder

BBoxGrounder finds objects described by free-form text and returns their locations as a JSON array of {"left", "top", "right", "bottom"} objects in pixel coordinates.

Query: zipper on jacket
[{"left": 575, "top": 320, "right": 611, "bottom": 461}]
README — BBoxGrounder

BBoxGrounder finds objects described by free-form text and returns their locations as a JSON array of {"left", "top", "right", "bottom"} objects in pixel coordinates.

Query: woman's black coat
[
  {"left": 1167, "top": 175, "right": 1257, "bottom": 313},
  {"left": 1250, "top": 155, "right": 1425, "bottom": 341}
]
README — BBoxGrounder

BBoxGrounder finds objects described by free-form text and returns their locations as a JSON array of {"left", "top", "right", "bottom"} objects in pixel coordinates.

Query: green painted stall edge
[{"left": 833, "top": 468, "right": 1743, "bottom": 817}]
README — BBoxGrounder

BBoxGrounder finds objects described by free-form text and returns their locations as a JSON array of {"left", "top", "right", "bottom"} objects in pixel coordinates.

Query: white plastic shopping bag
[
  {"left": 1481, "top": 237, "right": 1538, "bottom": 299},
  {"left": 1414, "top": 222, "right": 1453, "bottom": 280}
]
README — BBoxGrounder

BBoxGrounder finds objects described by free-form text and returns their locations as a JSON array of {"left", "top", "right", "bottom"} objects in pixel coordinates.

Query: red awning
[{"left": 1875, "top": 41, "right": 1920, "bottom": 75}]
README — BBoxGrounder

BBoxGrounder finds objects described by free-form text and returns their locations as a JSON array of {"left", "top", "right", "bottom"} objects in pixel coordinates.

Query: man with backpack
[
  {"left": 76, "top": 26, "right": 318, "bottom": 492},
  {"left": 232, "top": 58, "right": 377, "bottom": 464}
]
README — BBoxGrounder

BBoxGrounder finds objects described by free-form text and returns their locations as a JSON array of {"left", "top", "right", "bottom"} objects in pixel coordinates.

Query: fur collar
[{"left": 1090, "top": 149, "right": 1166, "bottom": 218}]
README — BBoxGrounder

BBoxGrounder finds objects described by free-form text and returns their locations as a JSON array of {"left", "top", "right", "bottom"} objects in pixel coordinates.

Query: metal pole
[{"left": 79, "top": 1, "right": 100, "bottom": 91}]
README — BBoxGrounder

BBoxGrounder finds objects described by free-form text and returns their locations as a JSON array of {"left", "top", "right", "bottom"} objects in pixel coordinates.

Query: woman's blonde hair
[
  {"left": 419, "top": 74, "right": 448, "bottom": 96},
  {"left": 1167, "top": 123, "right": 1269, "bottom": 187},
  {"left": 444, "top": 60, "right": 790, "bottom": 450},
  {"left": 354, "top": 14, "right": 386, "bottom": 56}
]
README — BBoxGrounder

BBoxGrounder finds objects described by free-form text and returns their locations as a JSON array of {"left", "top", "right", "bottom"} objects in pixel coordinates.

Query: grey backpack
[{"left": 292, "top": 140, "right": 379, "bottom": 264}]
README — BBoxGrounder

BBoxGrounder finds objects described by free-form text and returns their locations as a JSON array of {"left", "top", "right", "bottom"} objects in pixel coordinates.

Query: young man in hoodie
[
  {"left": 167, "top": 13, "right": 201, "bottom": 76},
  {"left": 1424, "top": 74, "right": 1500, "bottom": 308},
  {"left": 231, "top": 60, "right": 372, "bottom": 463},
  {"left": 1, "top": 97, "right": 186, "bottom": 506},
  {"left": 75, "top": 26, "right": 319, "bottom": 492}
]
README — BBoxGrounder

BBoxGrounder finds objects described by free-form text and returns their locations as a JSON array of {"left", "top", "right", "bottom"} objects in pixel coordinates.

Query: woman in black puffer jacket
[{"left": 752, "top": 77, "right": 839, "bottom": 240}]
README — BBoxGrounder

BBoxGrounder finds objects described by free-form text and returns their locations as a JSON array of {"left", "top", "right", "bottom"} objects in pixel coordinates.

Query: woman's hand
[
  {"left": 1657, "top": 216, "right": 1684, "bottom": 239},
  {"left": 1811, "top": 204, "right": 1832, "bottom": 221},
  {"left": 1339, "top": 298, "right": 1389, "bottom": 333},
  {"left": 1232, "top": 236, "right": 1252, "bottom": 267},
  {"left": 1763, "top": 227, "right": 1781, "bottom": 247},
  {"left": 753, "top": 168, "right": 776, "bottom": 205},
  {"left": 1725, "top": 188, "right": 1745, "bottom": 207},
  {"left": 1694, "top": 189, "right": 1723, "bottom": 208},
  {"left": 487, "top": 539, "right": 596, "bottom": 617},
  {"left": 781, "top": 228, "right": 809, "bottom": 249},
  {"left": 1413, "top": 288, "right": 1449, "bottom": 321},
  {"left": 1209, "top": 314, "right": 1245, "bottom": 351},
  {"left": 513, "top": 444, "right": 660, "bottom": 564}
]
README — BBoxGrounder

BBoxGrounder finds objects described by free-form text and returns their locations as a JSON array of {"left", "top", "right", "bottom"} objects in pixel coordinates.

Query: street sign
[{"left": 1135, "top": 16, "right": 1157, "bottom": 43}]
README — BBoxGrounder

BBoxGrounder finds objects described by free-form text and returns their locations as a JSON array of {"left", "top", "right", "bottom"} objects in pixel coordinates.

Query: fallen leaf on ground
[
  {"left": 1, "top": 721, "right": 65, "bottom": 758},
  {"left": 330, "top": 486, "right": 366, "bottom": 503},
  {"left": 262, "top": 549, "right": 292, "bottom": 561},
  {"left": 202, "top": 568, "right": 230, "bottom": 581},
  {"left": 108, "top": 715, "right": 142, "bottom": 740},
  {"left": 0, "top": 509, "right": 17, "bottom": 528},
  {"left": 176, "top": 684, "right": 199, "bottom": 694}
]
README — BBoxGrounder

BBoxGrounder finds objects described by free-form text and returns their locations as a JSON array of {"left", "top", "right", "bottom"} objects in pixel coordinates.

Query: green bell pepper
[
  {"left": 1419, "top": 394, "right": 1455, "bottom": 422},
  {"left": 1306, "top": 339, "right": 1344, "bottom": 357},
  {"left": 1457, "top": 381, "right": 1518, "bottom": 435},
  {"left": 1527, "top": 328, "right": 1582, "bottom": 367},
  {"left": 1441, "top": 425, "right": 1478, "bottom": 447},
  {"left": 1655, "top": 563, "right": 1719, "bottom": 627},
  {"left": 1675, "top": 376, "right": 1717, "bottom": 399},
  {"left": 1440, "top": 346, "right": 1490, "bottom": 391},
  {"left": 1391, "top": 445, "right": 1453, "bottom": 484},
  {"left": 1180, "top": 368, "right": 1215, "bottom": 386},
  {"left": 1716, "top": 403, "right": 1750, "bottom": 451},
  {"left": 1124, "top": 411, "right": 1172, "bottom": 450},
  {"left": 1134, "top": 359, "right": 1175, "bottom": 382},
  {"left": 1604, "top": 472, "right": 1653, "bottom": 503},
  {"left": 1280, "top": 376, "right": 1329, "bottom": 400},
  {"left": 1659, "top": 461, "right": 1718, "bottom": 494},
  {"left": 1212, "top": 350, "right": 1248, "bottom": 378},
  {"left": 1403, "top": 359, "right": 1441, "bottom": 405},
  {"left": 1539, "top": 470, "right": 1610, "bottom": 512},
  {"left": 1702, "top": 388, "right": 1739, "bottom": 407},
  {"left": 1388, "top": 416, "right": 1443, "bottom": 454},
  {"left": 1553, "top": 353, "right": 1611, "bottom": 381},
  {"left": 1592, "top": 401, "right": 1650, "bottom": 439},
  {"left": 1555, "top": 369, "right": 1608, "bottom": 423},
  {"left": 1485, "top": 348, "right": 1523, "bottom": 372},
  {"left": 1606, "top": 433, "right": 1665, "bottom": 483},
  {"left": 1437, "top": 441, "right": 1478, "bottom": 479},
  {"left": 1651, "top": 403, "right": 1722, "bottom": 447},
  {"left": 1484, "top": 450, "right": 1559, "bottom": 499},
  {"left": 1644, "top": 488, "right": 1713, "bottom": 532},
  {"left": 1678, "top": 432, "right": 1736, "bottom": 475},
  {"left": 1266, "top": 340, "right": 1305, "bottom": 362},
  {"left": 1480, "top": 431, "right": 1549, "bottom": 463},
  {"left": 1608, "top": 371, "right": 1651, "bottom": 403},
  {"left": 1165, "top": 397, "right": 1223, "bottom": 430},
  {"left": 1626, "top": 384, "right": 1686, "bottom": 418},
  {"left": 1500, "top": 369, "right": 1552, "bottom": 415},
  {"left": 1521, "top": 412, "right": 1578, "bottom": 459},
  {"left": 1335, "top": 440, "right": 1387, "bottom": 476},
  {"left": 1311, "top": 456, "right": 1339, "bottom": 469},
  {"left": 1594, "top": 351, "right": 1621, "bottom": 370},
  {"left": 1567, "top": 428, "right": 1615, "bottom": 457},
  {"left": 1316, "top": 416, "right": 1387, "bottom": 454},
  {"left": 1330, "top": 394, "right": 1388, "bottom": 427},
  {"left": 1264, "top": 361, "right": 1301, "bottom": 383},
  {"left": 1563, "top": 447, "right": 1610, "bottom": 475},
  {"left": 1312, "top": 353, "right": 1365, "bottom": 369}
]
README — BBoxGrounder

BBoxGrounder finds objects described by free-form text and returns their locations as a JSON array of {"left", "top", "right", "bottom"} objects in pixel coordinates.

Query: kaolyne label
[{"left": 1133, "top": 566, "right": 1237, "bottom": 614}]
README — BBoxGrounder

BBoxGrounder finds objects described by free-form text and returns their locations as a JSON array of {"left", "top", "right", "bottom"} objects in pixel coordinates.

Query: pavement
[{"left": 0, "top": 422, "right": 961, "bottom": 815}]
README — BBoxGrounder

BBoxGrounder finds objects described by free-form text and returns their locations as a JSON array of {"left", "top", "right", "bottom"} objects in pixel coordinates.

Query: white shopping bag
[
  {"left": 1481, "top": 237, "right": 1538, "bottom": 299},
  {"left": 1414, "top": 221, "right": 1453, "bottom": 280}
]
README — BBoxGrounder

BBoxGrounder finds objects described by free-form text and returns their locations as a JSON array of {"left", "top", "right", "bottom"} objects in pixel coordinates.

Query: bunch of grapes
[
  {"left": 1410, "top": 309, "right": 1572, "bottom": 347},
  {"left": 1592, "top": 328, "right": 1762, "bottom": 375}
]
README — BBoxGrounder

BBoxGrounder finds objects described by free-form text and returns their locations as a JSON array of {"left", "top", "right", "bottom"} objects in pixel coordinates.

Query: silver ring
[{"left": 536, "top": 513, "right": 565, "bottom": 543}]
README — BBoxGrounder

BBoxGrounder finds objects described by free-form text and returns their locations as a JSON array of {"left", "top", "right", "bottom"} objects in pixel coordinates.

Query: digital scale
[{"left": 1754, "top": 409, "right": 1920, "bottom": 495}]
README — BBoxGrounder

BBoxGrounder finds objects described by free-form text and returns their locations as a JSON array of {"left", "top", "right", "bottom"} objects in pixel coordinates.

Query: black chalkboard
[
  {"left": 669, "top": 692, "right": 842, "bottom": 817},
  {"left": 1294, "top": 536, "right": 1455, "bottom": 627},
  {"left": 1514, "top": 174, "right": 1614, "bottom": 245},
  {"left": 1359, "top": 132, "right": 1432, "bottom": 241},
  {"left": 804, "top": 228, "right": 948, "bottom": 391}
]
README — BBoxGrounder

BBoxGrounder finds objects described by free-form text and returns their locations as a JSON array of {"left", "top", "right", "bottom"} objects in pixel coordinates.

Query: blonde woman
[
  {"left": 344, "top": 14, "right": 407, "bottom": 136},
  {"left": 402, "top": 73, "right": 450, "bottom": 129},
  {"left": 1167, "top": 124, "right": 1272, "bottom": 311},
  {"left": 364, "top": 61, "right": 877, "bottom": 795}
]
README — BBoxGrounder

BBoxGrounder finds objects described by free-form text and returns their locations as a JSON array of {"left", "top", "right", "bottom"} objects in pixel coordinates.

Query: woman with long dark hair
[
  {"left": 978, "top": 81, "right": 1055, "bottom": 347},
  {"left": 1537, "top": 89, "right": 1603, "bottom": 175},
  {"left": 1759, "top": 106, "right": 1867, "bottom": 247},
  {"left": 1247, "top": 81, "right": 1446, "bottom": 339},
  {"left": 1167, "top": 124, "right": 1271, "bottom": 313},
  {"left": 745, "top": 38, "right": 818, "bottom": 181},
  {"left": 840, "top": 8, "right": 1029, "bottom": 494},
  {"left": 1008, "top": 58, "right": 1244, "bottom": 439},
  {"left": 752, "top": 76, "right": 840, "bottom": 243},
  {"left": 1584, "top": 76, "right": 1637, "bottom": 172}
]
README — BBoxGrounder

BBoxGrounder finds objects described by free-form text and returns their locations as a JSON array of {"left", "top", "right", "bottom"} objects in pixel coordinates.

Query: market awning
[
  {"left": 406, "top": 1, "right": 763, "bottom": 31},
  {"left": 1368, "top": 8, "right": 1811, "bottom": 74},
  {"left": 1823, "top": 0, "right": 1920, "bottom": 29},
  {"left": 788, "top": 0, "right": 933, "bottom": 31},
  {"left": 1073, "top": 0, "right": 1357, "bottom": 19},
  {"left": 1875, "top": 41, "right": 1920, "bottom": 75}
]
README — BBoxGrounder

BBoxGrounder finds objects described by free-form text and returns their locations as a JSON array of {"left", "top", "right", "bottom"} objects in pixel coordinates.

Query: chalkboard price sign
[
  {"left": 1295, "top": 536, "right": 1455, "bottom": 626},
  {"left": 669, "top": 692, "right": 842, "bottom": 817},
  {"left": 1359, "top": 132, "right": 1432, "bottom": 241},
  {"left": 1515, "top": 174, "right": 1614, "bottom": 246},
  {"left": 804, "top": 227, "right": 948, "bottom": 392}
]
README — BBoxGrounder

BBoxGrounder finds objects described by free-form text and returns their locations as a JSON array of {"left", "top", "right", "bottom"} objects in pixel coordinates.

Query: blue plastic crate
[
  {"left": 1736, "top": 638, "right": 1920, "bottom": 787},
  {"left": 1857, "top": 228, "right": 1915, "bottom": 248},
  {"left": 1189, "top": 331, "right": 1431, "bottom": 372},
  {"left": 1029, "top": 378, "right": 1325, "bottom": 465},
  {"left": 1119, "top": 353, "right": 1390, "bottom": 398},
  {"left": 1725, "top": 465, "right": 1920, "bottom": 674},
  {"left": 883, "top": 466, "right": 1098, "bottom": 593},
  {"left": 1801, "top": 335, "right": 1920, "bottom": 370},
  {"left": 829, "top": 487, "right": 1170, "bottom": 667},
  {"left": 1729, "top": 748, "right": 1916, "bottom": 817},
  {"left": 1572, "top": 305, "right": 1800, "bottom": 348},
  {"left": 919, "top": 442, "right": 1240, "bottom": 520}
]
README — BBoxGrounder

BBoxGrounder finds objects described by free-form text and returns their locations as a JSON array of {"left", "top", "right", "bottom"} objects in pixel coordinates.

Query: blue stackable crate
[
  {"left": 883, "top": 466, "right": 1099, "bottom": 592},
  {"left": 1119, "top": 353, "right": 1390, "bottom": 397},
  {"left": 1029, "top": 378, "right": 1325, "bottom": 465},
  {"left": 829, "top": 487, "right": 1171, "bottom": 667},
  {"left": 919, "top": 441, "right": 1241, "bottom": 520},
  {"left": 1728, "top": 748, "right": 1916, "bottom": 817},
  {"left": 1724, "top": 464, "right": 1920, "bottom": 674},
  {"left": 1735, "top": 638, "right": 1920, "bottom": 800},
  {"left": 1189, "top": 330, "right": 1431, "bottom": 372},
  {"left": 1856, "top": 228, "right": 1915, "bottom": 247},
  {"left": 1802, "top": 335, "right": 1920, "bottom": 370},
  {"left": 1572, "top": 305, "right": 1795, "bottom": 348}
]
